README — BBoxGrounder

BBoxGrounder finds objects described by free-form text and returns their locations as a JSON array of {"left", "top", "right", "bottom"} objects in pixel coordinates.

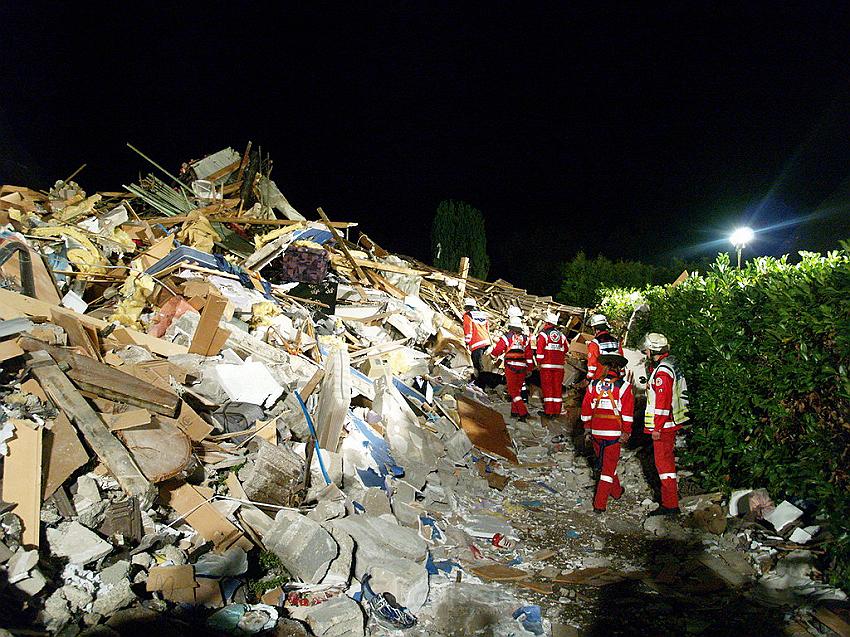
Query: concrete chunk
[
  {"left": 47, "top": 521, "right": 113, "bottom": 565},
  {"left": 300, "top": 594, "right": 364, "bottom": 637},
  {"left": 331, "top": 515, "right": 427, "bottom": 569},
  {"left": 322, "top": 527, "right": 354, "bottom": 587},
  {"left": 263, "top": 511, "right": 338, "bottom": 584}
]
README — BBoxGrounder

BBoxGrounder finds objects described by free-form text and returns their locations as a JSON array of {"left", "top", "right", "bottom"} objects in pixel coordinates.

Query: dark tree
[{"left": 431, "top": 199, "right": 490, "bottom": 279}]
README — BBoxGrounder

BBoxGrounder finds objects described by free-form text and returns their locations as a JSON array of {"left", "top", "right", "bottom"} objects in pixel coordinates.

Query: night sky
[{"left": 2, "top": 3, "right": 850, "bottom": 293}]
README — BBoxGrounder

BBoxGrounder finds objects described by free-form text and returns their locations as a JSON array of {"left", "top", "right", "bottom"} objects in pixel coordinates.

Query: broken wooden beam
[
  {"left": 29, "top": 355, "right": 155, "bottom": 506},
  {"left": 19, "top": 337, "right": 179, "bottom": 416}
]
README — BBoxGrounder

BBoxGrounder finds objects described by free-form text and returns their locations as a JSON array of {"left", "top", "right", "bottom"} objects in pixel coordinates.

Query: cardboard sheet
[
  {"left": 2, "top": 420, "right": 43, "bottom": 548},
  {"left": 456, "top": 396, "right": 517, "bottom": 463}
]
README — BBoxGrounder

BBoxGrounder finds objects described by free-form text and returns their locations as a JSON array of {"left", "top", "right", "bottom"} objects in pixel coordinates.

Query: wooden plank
[
  {"left": 30, "top": 360, "right": 154, "bottom": 506},
  {"left": 457, "top": 256, "right": 470, "bottom": 301},
  {"left": 174, "top": 402, "right": 214, "bottom": 441},
  {"left": 189, "top": 294, "right": 228, "bottom": 356},
  {"left": 329, "top": 253, "right": 429, "bottom": 276},
  {"left": 317, "top": 207, "right": 368, "bottom": 284},
  {"left": 42, "top": 412, "right": 89, "bottom": 499},
  {"left": 2, "top": 420, "right": 43, "bottom": 548},
  {"left": 0, "top": 286, "right": 186, "bottom": 357},
  {"left": 814, "top": 607, "right": 850, "bottom": 637},
  {"left": 50, "top": 308, "right": 99, "bottom": 359},
  {"left": 20, "top": 338, "right": 179, "bottom": 416},
  {"left": 300, "top": 369, "right": 325, "bottom": 400},
  {"left": 159, "top": 482, "right": 252, "bottom": 552},
  {"left": 21, "top": 379, "right": 89, "bottom": 500},
  {"left": 456, "top": 396, "right": 518, "bottom": 463},
  {"left": 0, "top": 339, "right": 25, "bottom": 362}
]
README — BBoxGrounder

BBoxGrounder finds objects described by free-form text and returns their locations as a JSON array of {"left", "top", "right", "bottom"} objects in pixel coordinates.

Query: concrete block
[
  {"left": 360, "top": 488, "right": 392, "bottom": 517},
  {"left": 370, "top": 557, "right": 430, "bottom": 612},
  {"left": 322, "top": 527, "right": 354, "bottom": 587},
  {"left": 6, "top": 548, "right": 38, "bottom": 583},
  {"left": 92, "top": 579, "right": 136, "bottom": 616},
  {"left": 331, "top": 515, "right": 427, "bottom": 570},
  {"left": 444, "top": 428, "right": 473, "bottom": 463},
  {"left": 301, "top": 594, "right": 364, "bottom": 637},
  {"left": 47, "top": 521, "right": 113, "bottom": 565},
  {"left": 263, "top": 511, "right": 338, "bottom": 584}
]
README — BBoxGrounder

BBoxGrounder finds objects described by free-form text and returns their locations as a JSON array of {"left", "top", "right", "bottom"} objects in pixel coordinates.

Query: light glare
[{"left": 729, "top": 226, "right": 754, "bottom": 247}]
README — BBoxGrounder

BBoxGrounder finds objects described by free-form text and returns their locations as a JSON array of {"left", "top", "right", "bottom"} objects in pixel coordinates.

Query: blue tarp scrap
[
  {"left": 419, "top": 515, "right": 444, "bottom": 542},
  {"left": 425, "top": 552, "right": 458, "bottom": 575},
  {"left": 350, "top": 411, "right": 404, "bottom": 481},
  {"left": 292, "top": 227, "right": 334, "bottom": 245},
  {"left": 144, "top": 245, "right": 273, "bottom": 299}
]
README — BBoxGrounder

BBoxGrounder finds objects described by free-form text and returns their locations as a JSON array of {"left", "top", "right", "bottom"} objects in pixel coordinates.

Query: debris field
[{"left": 0, "top": 144, "right": 847, "bottom": 636}]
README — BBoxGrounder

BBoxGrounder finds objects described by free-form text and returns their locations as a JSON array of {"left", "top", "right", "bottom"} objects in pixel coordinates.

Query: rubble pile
[{"left": 0, "top": 145, "right": 847, "bottom": 636}]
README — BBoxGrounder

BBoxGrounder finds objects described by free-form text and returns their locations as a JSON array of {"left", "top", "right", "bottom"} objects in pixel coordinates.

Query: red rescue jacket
[
  {"left": 586, "top": 330, "right": 623, "bottom": 380},
  {"left": 536, "top": 323, "right": 567, "bottom": 370},
  {"left": 581, "top": 371, "right": 634, "bottom": 440},
  {"left": 462, "top": 310, "right": 491, "bottom": 352},
  {"left": 491, "top": 331, "right": 534, "bottom": 374}
]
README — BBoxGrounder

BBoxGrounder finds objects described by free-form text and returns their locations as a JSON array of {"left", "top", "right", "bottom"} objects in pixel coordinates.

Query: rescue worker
[
  {"left": 507, "top": 306, "right": 531, "bottom": 403},
  {"left": 643, "top": 333, "right": 690, "bottom": 516},
  {"left": 536, "top": 311, "right": 567, "bottom": 419},
  {"left": 490, "top": 316, "right": 534, "bottom": 421},
  {"left": 462, "top": 297, "right": 491, "bottom": 377},
  {"left": 581, "top": 353, "right": 633, "bottom": 512},
  {"left": 586, "top": 314, "right": 623, "bottom": 381}
]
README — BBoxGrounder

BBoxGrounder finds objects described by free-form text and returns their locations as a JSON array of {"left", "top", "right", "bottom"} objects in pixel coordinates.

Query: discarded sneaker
[
  {"left": 491, "top": 533, "right": 517, "bottom": 549},
  {"left": 648, "top": 506, "right": 680, "bottom": 517},
  {"left": 362, "top": 574, "right": 417, "bottom": 629}
]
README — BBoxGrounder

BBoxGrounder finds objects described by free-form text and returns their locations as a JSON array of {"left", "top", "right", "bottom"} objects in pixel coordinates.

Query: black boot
[{"left": 648, "top": 506, "right": 680, "bottom": 517}]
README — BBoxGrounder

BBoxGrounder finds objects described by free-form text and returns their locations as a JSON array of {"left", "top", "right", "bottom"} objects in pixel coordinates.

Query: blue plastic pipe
[{"left": 294, "top": 390, "right": 332, "bottom": 485}]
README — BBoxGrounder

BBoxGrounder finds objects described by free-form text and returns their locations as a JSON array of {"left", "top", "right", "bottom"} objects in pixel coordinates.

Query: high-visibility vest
[{"left": 644, "top": 356, "right": 690, "bottom": 429}]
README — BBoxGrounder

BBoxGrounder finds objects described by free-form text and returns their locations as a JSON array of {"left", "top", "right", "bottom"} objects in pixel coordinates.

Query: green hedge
[{"left": 598, "top": 251, "right": 850, "bottom": 588}]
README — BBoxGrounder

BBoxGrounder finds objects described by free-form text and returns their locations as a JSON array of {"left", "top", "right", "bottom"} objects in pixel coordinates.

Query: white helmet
[
  {"left": 544, "top": 311, "right": 559, "bottom": 324},
  {"left": 643, "top": 332, "right": 669, "bottom": 351},
  {"left": 589, "top": 314, "right": 608, "bottom": 328},
  {"left": 507, "top": 306, "right": 522, "bottom": 318},
  {"left": 507, "top": 316, "right": 523, "bottom": 330},
  {"left": 464, "top": 297, "right": 476, "bottom": 308}
]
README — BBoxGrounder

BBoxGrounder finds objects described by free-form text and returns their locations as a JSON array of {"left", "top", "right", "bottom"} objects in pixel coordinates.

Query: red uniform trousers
[
  {"left": 592, "top": 437, "right": 624, "bottom": 510},
  {"left": 505, "top": 368, "right": 529, "bottom": 417},
  {"left": 539, "top": 368, "right": 564, "bottom": 416},
  {"left": 653, "top": 428, "right": 678, "bottom": 508}
]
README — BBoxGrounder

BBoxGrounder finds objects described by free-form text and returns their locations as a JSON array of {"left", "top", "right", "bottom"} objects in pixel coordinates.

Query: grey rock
[
  {"left": 47, "top": 522, "right": 113, "bottom": 565},
  {"left": 321, "top": 527, "right": 354, "bottom": 587},
  {"left": 62, "top": 584, "right": 94, "bottom": 611},
  {"left": 14, "top": 568, "right": 47, "bottom": 596},
  {"left": 263, "top": 511, "right": 338, "bottom": 584},
  {"left": 99, "top": 560, "right": 130, "bottom": 586},
  {"left": 194, "top": 547, "right": 248, "bottom": 577},
  {"left": 41, "top": 589, "right": 74, "bottom": 633},
  {"left": 369, "top": 556, "right": 430, "bottom": 612},
  {"left": 330, "top": 515, "right": 427, "bottom": 570},
  {"left": 0, "top": 539, "right": 12, "bottom": 564},
  {"left": 360, "top": 488, "right": 392, "bottom": 517},
  {"left": 301, "top": 595, "right": 364, "bottom": 637},
  {"left": 6, "top": 548, "right": 38, "bottom": 583},
  {"left": 92, "top": 580, "right": 136, "bottom": 616},
  {"left": 307, "top": 499, "right": 346, "bottom": 523}
]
